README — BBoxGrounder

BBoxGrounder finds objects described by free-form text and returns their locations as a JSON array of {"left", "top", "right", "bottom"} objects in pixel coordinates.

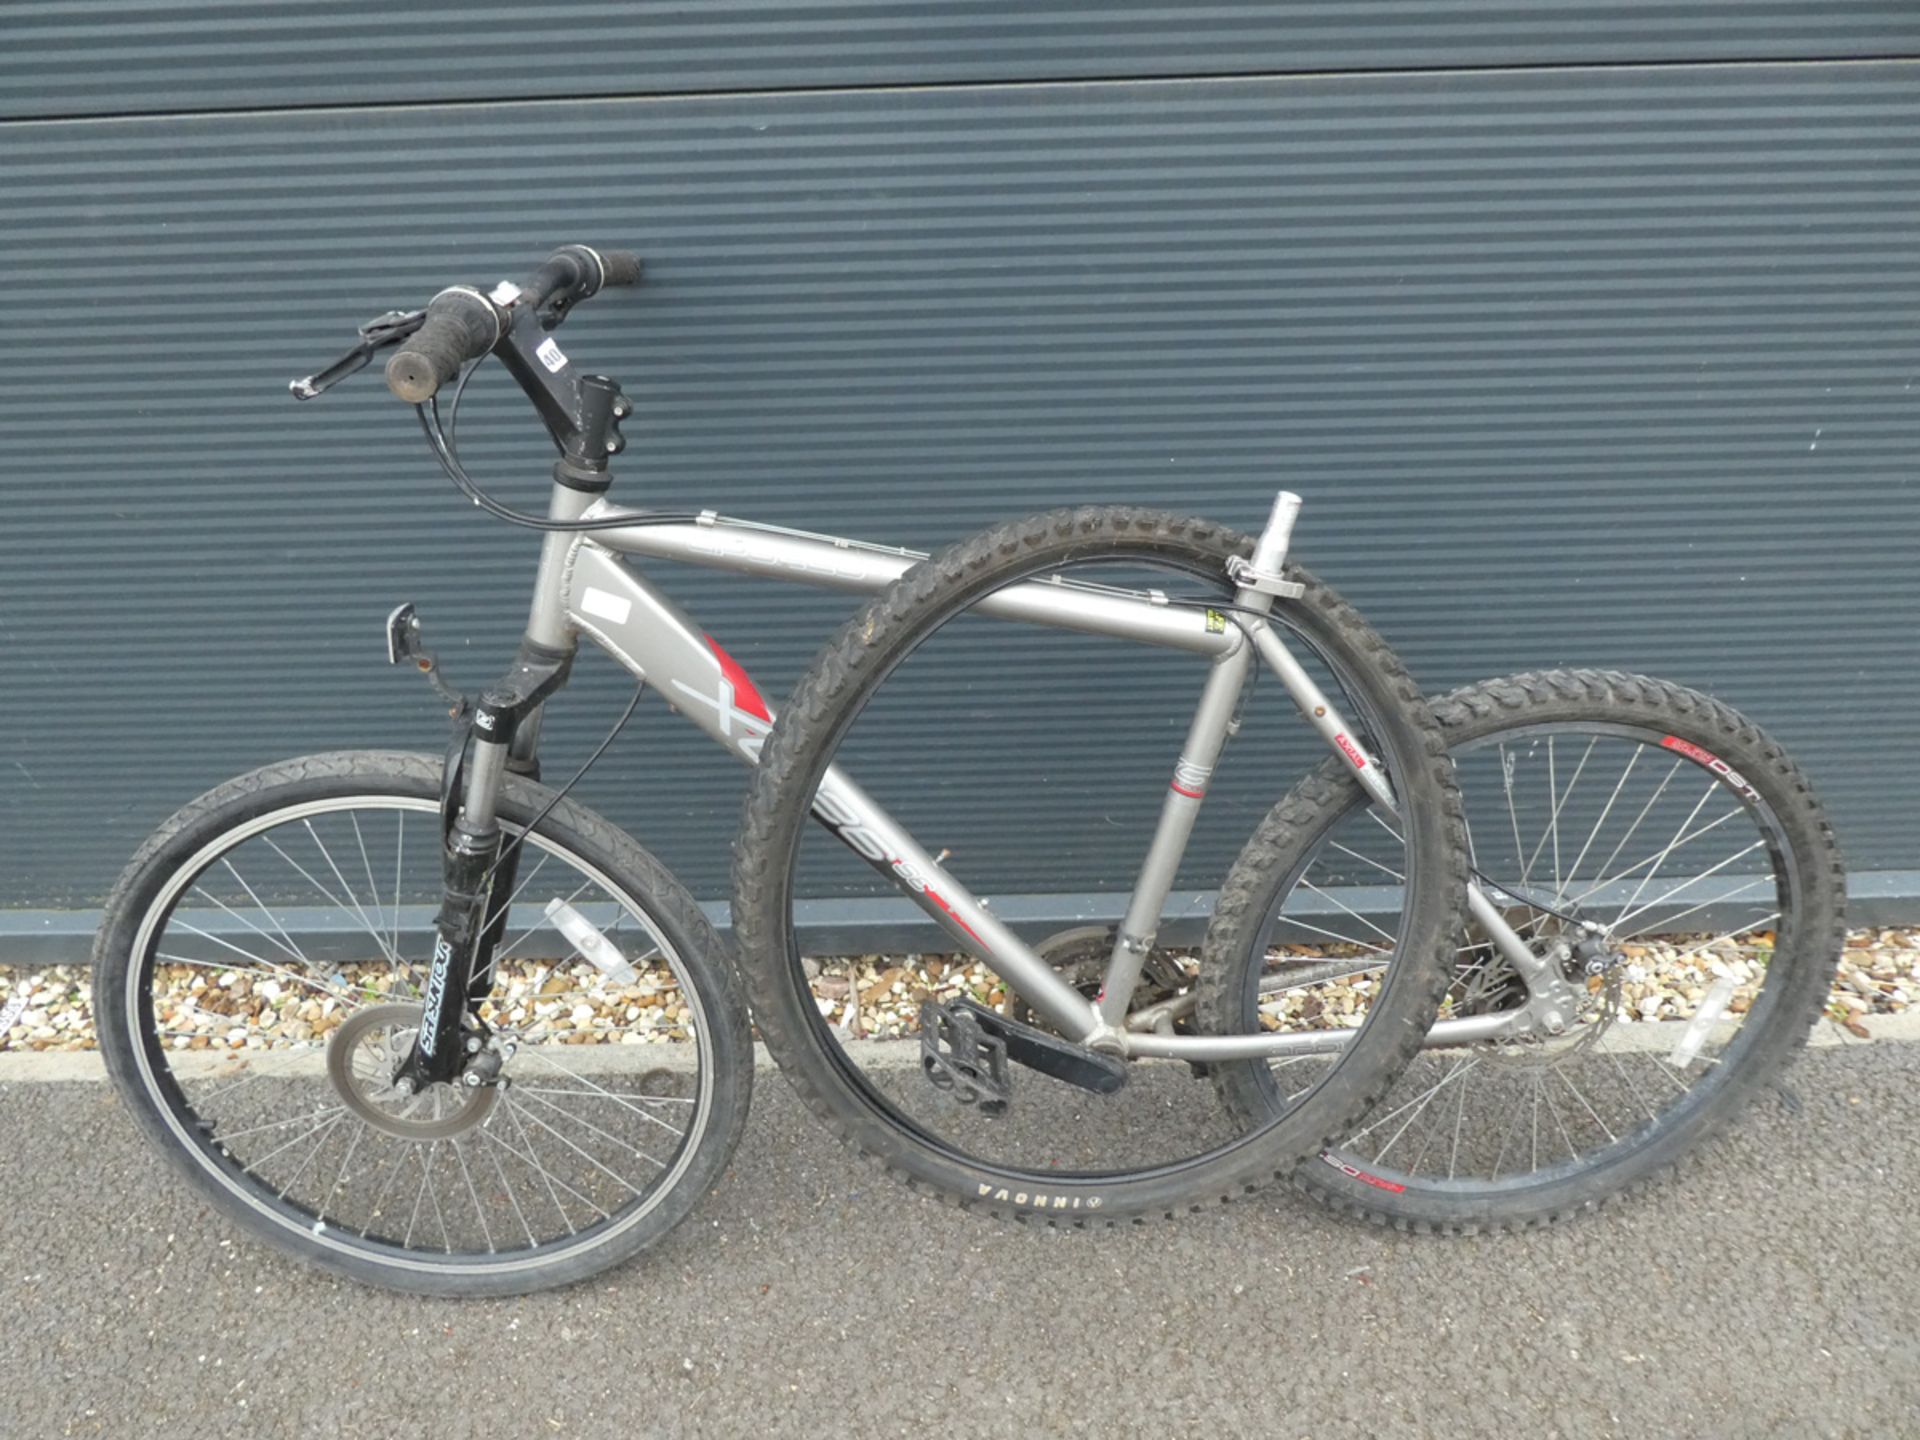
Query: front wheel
[{"left": 93, "top": 751, "right": 753, "bottom": 1296}]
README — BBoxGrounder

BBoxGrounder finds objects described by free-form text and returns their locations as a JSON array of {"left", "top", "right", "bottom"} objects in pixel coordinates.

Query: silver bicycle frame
[{"left": 494, "top": 484, "right": 1526, "bottom": 1062}]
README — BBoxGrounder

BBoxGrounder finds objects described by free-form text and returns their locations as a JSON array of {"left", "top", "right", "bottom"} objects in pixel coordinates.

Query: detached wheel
[{"left": 730, "top": 507, "right": 1468, "bottom": 1222}]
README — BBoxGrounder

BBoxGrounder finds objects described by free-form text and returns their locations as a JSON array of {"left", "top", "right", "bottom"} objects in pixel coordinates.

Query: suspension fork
[
  {"left": 395, "top": 644, "right": 571, "bottom": 1091},
  {"left": 467, "top": 708, "right": 545, "bottom": 1006}
]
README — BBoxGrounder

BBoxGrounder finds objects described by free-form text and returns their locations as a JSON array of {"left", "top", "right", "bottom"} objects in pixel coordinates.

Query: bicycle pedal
[
  {"left": 948, "top": 996, "right": 1129, "bottom": 1096},
  {"left": 918, "top": 1001, "right": 1012, "bottom": 1116}
]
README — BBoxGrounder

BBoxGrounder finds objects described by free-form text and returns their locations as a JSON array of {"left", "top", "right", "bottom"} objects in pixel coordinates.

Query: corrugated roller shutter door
[
  {"left": 0, "top": 52, "right": 1914, "bottom": 932},
  {"left": 7, "top": 3, "right": 1920, "bottom": 119}
]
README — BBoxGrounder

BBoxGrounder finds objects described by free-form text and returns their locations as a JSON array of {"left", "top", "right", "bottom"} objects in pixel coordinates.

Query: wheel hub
[
  {"left": 326, "top": 1001, "right": 497, "bottom": 1140},
  {"left": 1456, "top": 916, "right": 1621, "bottom": 1068}
]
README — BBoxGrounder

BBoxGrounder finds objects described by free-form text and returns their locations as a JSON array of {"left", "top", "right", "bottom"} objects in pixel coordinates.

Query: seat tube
[
  {"left": 1097, "top": 634, "right": 1253, "bottom": 1025},
  {"left": 1097, "top": 489, "right": 1301, "bottom": 1027}
]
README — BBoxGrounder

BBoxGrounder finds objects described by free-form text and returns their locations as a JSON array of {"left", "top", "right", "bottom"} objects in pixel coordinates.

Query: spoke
[
  {"left": 1540, "top": 1079, "right": 1580, "bottom": 1162},
  {"left": 189, "top": 884, "right": 309, "bottom": 970},
  {"left": 218, "top": 857, "right": 314, "bottom": 968},
  {"left": 1325, "top": 840, "right": 1404, "bottom": 884},
  {"left": 1530, "top": 1075, "right": 1542, "bottom": 1172},
  {"left": 1607, "top": 1048, "right": 1661, "bottom": 1124},
  {"left": 350, "top": 814, "right": 387, "bottom": 958},
  {"left": 512, "top": 1086, "right": 695, "bottom": 1106},
  {"left": 1403, "top": 1086, "right": 1447, "bottom": 1175},
  {"left": 515, "top": 1088, "right": 672, "bottom": 1169},
  {"left": 1523, "top": 736, "right": 1561, "bottom": 894},
  {"left": 1261, "top": 912, "right": 1390, "bottom": 958},
  {"left": 262, "top": 835, "right": 400, "bottom": 968},
  {"left": 158, "top": 952, "right": 357, "bottom": 1009},
  {"left": 238, "top": 1111, "right": 340, "bottom": 1184},
  {"left": 422, "top": 1141, "right": 452, "bottom": 1254},
  {"left": 402, "top": 1147, "right": 431, "bottom": 1249},
  {"left": 1489, "top": 1085, "right": 1528, "bottom": 1180},
  {"left": 501, "top": 1101, "right": 584, "bottom": 1231},
  {"left": 191, "top": 1044, "right": 327, "bottom": 1109},
  {"left": 1446, "top": 1068, "right": 1472, "bottom": 1181},
  {"left": 1609, "top": 841, "right": 1768, "bottom": 935},
  {"left": 354, "top": 1140, "right": 412, "bottom": 1239},
  {"left": 391, "top": 810, "right": 406, "bottom": 965},
  {"left": 1638, "top": 1050, "right": 1692, "bottom": 1098},
  {"left": 276, "top": 1115, "right": 344, "bottom": 1201},
  {"left": 168, "top": 920, "right": 348, "bottom": 998},
  {"left": 1612, "top": 885, "right": 1774, "bottom": 946},
  {"left": 1365, "top": 809, "right": 1404, "bottom": 846},
  {"left": 210, "top": 1105, "right": 345, "bottom": 1146},
  {"left": 1262, "top": 1053, "right": 1328, "bottom": 1106},
  {"left": 1296, "top": 879, "right": 1397, "bottom": 945},
  {"left": 1518, "top": 734, "right": 1589, "bottom": 897},
  {"left": 1564, "top": 806, "right": 1746, "bottom": 908},
  {"left": 504, "top": 1098, "right": 650, "bottom": 1200},
  {"left": 1583, "top": 758, "right": 1685, "bottom": 897},
  {"left": 451, "top": 1138, "right": 496, "bottom": 1254},
  {"left": 488, "top": 1110, "right": 608, "bottom": 1226},
  {"left": 482, "top": 1127, "right": 539, "bottom": 1250},
  {"left": 317, "top": 1120, "right": 368, "bottom": 1226},
  {"left": 1556, "top": 1067, "right": 1617, "bottom": 1146},
  {"left": 304, "top": 820, "right": 401, "bottom": 967},
  {"left": 1562, "top": 745, "right": 1642, "bottom": 895},
  {"left": 483, "top": 850, "right": 553, "bottom": 938},
  {"left": 493, "top": 878, "right": 595, "bottom": 966},
  {"left": 1352, "top": 1056, "right": 1479, "bottom": 1158},
  {"left": 518, "top": 1048, "right": 697, "bottom": 1137},
  {"left": 475, "top": 849, "right": 556, "bottom": 991},
  {"left": 1500, "top": 742, "right": 1529, "bottom": 883}
]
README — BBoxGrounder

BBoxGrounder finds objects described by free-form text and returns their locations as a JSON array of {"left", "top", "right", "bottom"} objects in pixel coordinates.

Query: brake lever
[{"left": 289, "top": 308, "right": 428, "bottom": 400}]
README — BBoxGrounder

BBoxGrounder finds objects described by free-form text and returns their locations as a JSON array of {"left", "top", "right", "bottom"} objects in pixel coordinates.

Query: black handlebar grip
[
  {"left": 384, "top": 289, "right": 500, "bottom": 403},
  {"left": 597, "top": 250, "right": 642, "bottom": 287}
]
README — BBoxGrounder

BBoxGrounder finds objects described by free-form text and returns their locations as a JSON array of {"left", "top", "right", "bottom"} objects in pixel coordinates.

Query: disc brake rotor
[{"left": 326, "top": 1001, "right": 496, "bottom": 1139}]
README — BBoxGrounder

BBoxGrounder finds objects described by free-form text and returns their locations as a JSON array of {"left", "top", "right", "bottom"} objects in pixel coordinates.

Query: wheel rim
[
  {"left": 1242, "top": 719, "right": 1803, "bottom": 1197},
  {"left": 124, "top": 791, "right": 717, "bottom": 1277}
]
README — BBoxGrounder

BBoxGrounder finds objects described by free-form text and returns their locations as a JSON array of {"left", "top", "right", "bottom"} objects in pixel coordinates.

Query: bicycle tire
[{"left": 730, "top": 506, "right": 1468, "bottom": 1222}]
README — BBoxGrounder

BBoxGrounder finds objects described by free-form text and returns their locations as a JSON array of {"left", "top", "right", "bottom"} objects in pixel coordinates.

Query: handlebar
[
  {"left": 382, "top": 245, "right": 642, "bottom": 404},
  {"left": 383, "top": 288, "right": 500, "bottom": 404}
]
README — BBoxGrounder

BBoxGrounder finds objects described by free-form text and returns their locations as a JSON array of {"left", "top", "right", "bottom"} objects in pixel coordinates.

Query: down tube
[{"left": 562, "top": 541, "right": 1105, "bottom": 1039}]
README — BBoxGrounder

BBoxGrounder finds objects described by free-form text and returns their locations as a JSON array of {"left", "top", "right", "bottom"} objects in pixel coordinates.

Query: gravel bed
[{"left": 4, "top": 928, "right": 1913, "bottom": 1053}]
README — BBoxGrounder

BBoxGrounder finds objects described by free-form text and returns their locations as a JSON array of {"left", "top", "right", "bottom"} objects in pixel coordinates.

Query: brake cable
[{"left": 416, "top": 366, "right": 707, "bottom": 533}]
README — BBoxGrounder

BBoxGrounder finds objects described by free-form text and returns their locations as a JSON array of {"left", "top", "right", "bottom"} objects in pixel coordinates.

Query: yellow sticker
[{"left": 1205, "top": 609, "right": 1227, "bottom": 634}]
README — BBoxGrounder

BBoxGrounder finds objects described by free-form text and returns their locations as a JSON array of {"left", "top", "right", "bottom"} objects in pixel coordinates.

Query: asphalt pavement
[{"left": 2, "top": 1037, "right": 1916, "bottom": 1440}]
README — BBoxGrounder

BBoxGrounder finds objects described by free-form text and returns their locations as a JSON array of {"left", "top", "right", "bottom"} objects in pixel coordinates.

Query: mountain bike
[
  {"left": 93, "top": 245, "right": 1474, "bottom": 1292},
  {"left": 92, "top": 246, "right": 1843, "bottom": 1296}
]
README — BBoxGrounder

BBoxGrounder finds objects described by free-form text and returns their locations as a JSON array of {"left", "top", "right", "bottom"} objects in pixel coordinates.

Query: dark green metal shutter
[
  {"left": 7, "top": 3, "right": 1920, "bottom": 118},
  {"left": 1, "top": 11, "right": 1914, "bottom": 953}
]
